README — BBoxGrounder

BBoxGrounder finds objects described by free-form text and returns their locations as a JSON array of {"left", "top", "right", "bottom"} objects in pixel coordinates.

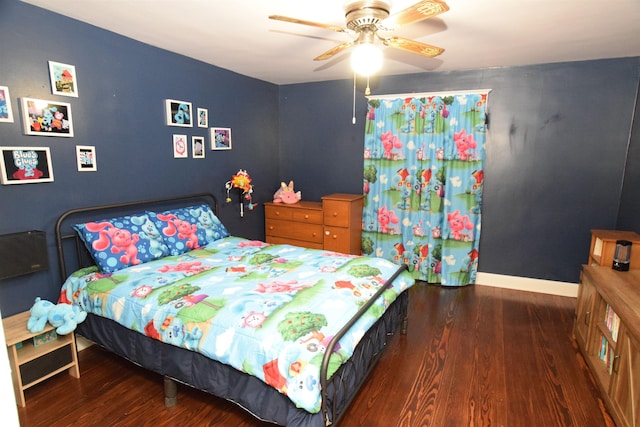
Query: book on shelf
[
  {"left": 604, "top": 304, "right": 620, "bottom": 342},
  {"left": 599, "top": 335, "right": 615, "bottom": 375}
]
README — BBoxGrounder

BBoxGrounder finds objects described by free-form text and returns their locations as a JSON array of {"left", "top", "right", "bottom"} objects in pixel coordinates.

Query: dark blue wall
[
  {"left": 618, "top": 82, "right": 640, "bottom": 230},
  {"left": 279, "top": 60, "right": 640, "bottom": 284},
  {"left": 1, "top": 0, "right": 639, "bottom": 316},
  {"left": 0, "top": 0, "right": 279, "bottom": 315}
]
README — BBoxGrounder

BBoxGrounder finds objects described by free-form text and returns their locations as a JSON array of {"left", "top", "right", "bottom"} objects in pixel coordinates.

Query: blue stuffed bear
[{"left": 27, "top": 297, "right": 87, "bottom": 335}]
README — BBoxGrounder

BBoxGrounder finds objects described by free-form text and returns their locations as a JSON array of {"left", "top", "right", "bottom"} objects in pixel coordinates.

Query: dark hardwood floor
[{"left": 18, "top": 283, "right": 614, "bottom": 427}]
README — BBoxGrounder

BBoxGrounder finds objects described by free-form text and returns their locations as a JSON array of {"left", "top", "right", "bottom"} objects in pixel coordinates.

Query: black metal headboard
[{"left": 55, "top": 193, "right": 219, "bottom": 282}]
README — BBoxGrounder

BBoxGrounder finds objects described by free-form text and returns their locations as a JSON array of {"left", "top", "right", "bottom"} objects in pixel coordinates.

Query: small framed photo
[
  {"left": 211, "top": 127, "right": 232, "bottom": 150},
  {"left": 0, "top": 146, "right": 54, "bottom": 185},
  {"left": 197, "top": 108, "right": 208, "bottom": 128},
  {"left": 173, "top": 134, "right": 188, "bottom": 158},
  {"left": 0, "top": 86, "right": 14, "bottom": 123},
  {"left": 165, "top": 99, "right": 192, "bottom": 127},
  {"left": 21, "top": 98, "right": 74, "bottom": 137},
  {"left": 192, "top": 136, "right": 205, "bottom": 158},
  {"left": 76, "top": 145, "right": 97, "bottom": 172},
  {"left": 48, "top": 61, "right": 79, "bottom": 97}
]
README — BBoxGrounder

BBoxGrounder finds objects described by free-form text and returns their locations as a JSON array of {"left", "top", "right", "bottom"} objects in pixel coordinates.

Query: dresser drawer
[
  {"left": 265, "top": 202, "right": 323, "bottom": 223},
  {"left": 265, "top": 204, "right": 293, "bottom": 221},
  {"left": 266, "top": 219, "right": 323, "bottom": 243},
  {"left": 323, "top": 200, "right": 351, "bottom": 227},
  {"left": 266, "top": 235, "right": 323, "bottom": 250},
  {"left": 292, "top": 209, "right": 323, "bottom": 224}
]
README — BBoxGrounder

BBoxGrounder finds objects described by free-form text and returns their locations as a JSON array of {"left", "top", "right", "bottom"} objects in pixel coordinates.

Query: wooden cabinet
[
  {"left": 588, "top": 229, "right": 640, "bottom": 270},
  {"left": 609, "top": 326, "right": 640, "bottom": 427},
  {"left": 322, "top": 194, "right": 364, "bottom": 255},
  {"left": 264, "top": 193, "right": 364, "bottom": 255},
  {"left": 264, "top": 201, "right": 324, "bottom": 249},
  {"left": 574, "top": 266, "right": 640, "bottom": 427},
  {"left": 574, "top": 270, "right": 597, "bottom": 350},
  {"left": 3, "top": 311, "right": 80, "bottom": 407}
]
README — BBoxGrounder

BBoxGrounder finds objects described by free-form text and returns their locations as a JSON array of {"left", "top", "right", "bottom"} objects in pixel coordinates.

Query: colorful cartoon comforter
[{"left": 60, "top": 236, "right": 414, "bottom": 413}]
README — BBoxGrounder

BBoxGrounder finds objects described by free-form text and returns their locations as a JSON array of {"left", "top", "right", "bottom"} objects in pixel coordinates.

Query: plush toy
[
  {"left": 273, "top": 181, "right": 301, "bottom": 204},
  {"left": 48, "top": 303, "right": 87, "bottom": 335},
  {"left": 27, "top": 297, "right": 55, "bottom": 334},
  {"left": 26, "top": 297, "right": 87, "bottom": 335}
]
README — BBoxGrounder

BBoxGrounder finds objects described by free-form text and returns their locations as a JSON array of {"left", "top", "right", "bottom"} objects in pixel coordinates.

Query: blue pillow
[
  {"left": 147, "top": 204, "right": 229, "bottom": 256},
  {"left": 74, "top": 214, "right": 169, "bottom": 273}
]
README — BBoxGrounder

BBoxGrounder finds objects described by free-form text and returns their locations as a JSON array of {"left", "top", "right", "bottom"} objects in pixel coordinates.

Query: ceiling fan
[{"left": 269, "top": 0, "right": 449, "bottom": 74}]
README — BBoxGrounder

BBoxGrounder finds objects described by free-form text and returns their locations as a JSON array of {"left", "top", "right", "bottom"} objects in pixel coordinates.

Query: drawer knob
[
  {"left": 332, "top": 212, "right": 338, "bottom": 217},
  {"left": 325, "top": 231, "right": 330, "bottom": 236},
  {"left": 304, "top": 214, "right": 309, "bottom": 219}
]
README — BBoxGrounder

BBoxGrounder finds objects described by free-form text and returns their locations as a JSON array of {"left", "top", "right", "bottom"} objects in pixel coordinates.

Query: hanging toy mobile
[{"left": 225, "top": 169, "right": 256, "bottom": 217}]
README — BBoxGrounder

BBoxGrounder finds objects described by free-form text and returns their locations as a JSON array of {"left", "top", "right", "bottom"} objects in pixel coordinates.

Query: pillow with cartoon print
[
  {"left": 147, "top": 204, "right": 229, "bottom": 256},
  {"left": 74, "top": 214, "right": 169, "bottom": 273}
]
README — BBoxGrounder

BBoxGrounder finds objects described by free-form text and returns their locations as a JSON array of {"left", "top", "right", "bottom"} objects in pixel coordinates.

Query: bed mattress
[{"left": 61, "top": 236, "right": 414, "bottom": 415}]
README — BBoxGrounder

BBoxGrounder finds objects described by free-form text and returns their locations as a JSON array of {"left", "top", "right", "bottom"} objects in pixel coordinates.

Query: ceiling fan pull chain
[
  {"left": 352, "top": 71, "right": 357, "bottom": 125},
  {"left": 365, "top": 75, "right": 371, "bottom": 96}
]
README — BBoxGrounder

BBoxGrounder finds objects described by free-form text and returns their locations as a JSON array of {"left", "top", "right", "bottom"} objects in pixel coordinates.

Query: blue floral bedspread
[{"left": 60, "top": 236, "right": 414, "bottom": 413}]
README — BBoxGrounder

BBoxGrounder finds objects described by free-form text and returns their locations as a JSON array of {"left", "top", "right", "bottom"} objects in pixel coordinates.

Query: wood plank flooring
[{"left": 17, "top": 283, "right": 614, "bottom": 426}]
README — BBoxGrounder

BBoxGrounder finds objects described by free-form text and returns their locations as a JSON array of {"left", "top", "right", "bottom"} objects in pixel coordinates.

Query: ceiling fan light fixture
[
  {"left": 351, "top": 42, "right": 383, "bottom": 76},
  {"left": 269, "top": 0, "right": 448, "bottom": 77}
]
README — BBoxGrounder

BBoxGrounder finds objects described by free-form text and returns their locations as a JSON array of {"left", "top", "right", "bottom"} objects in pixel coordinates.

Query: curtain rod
[{"left": 366, "top": 89, "right": 492, "bottom": 100}]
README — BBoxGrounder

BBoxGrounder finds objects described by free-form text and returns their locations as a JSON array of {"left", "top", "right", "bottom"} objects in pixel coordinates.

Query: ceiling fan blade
[
  {"left": 314, "top": 40, "right": 356, "bottom": 61},
  {"left": 381, "top": 0, "right": 449, "bottom": 29},
  {"left": 269, "top": 15, "right": 348, "bottom": 33},
  {"left": 383, "top": 36, "right": 445, "bottom": 57}
]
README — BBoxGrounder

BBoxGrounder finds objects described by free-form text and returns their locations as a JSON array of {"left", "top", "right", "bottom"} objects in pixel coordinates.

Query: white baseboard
[{"left": 476, "top": 272, "right": 578, "bottom": 298}]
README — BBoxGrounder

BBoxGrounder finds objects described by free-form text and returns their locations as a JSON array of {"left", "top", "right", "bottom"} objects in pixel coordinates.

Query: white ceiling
[{"left": 21, "top": 0, "right": 640, "bottom": 85}]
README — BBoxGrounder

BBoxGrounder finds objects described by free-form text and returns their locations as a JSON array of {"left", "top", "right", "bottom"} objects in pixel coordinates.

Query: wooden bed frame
[{"left": 55, "top": 192, "right": 410, "bottom": 426}]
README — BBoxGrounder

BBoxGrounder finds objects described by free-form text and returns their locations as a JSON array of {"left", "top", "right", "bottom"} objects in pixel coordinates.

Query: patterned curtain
[{"left": 362, "top": 92, "right": 489, "bottom": 286}]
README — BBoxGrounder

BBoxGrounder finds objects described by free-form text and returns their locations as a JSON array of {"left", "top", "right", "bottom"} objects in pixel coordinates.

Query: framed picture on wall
[
  {"left": 21, "top": 98, "right": 74, "bottom": 137},
  {"left": 48, "top": 61, "right": 79, "bottom": 97},
  {"left": 192, "top": 136, "right": 205, "bottom": 158},
  {"left": 0, "top": 86, "right": 14, "bottom": 123},
  {"left": 211, "top": 127, "right": 232, "bottom": 150},
  {"left": 173, "top": 134, "right": 188, "bottom": 158},
  {"left": 0, "top": 146, "right": 54, "bottom": 185},
  {"left": 197, "top": 108, "right": 208, "bottom": 128},
  {"left": 165, "top": 99, "right": 193, "bottom": 127},
  {"left": 76, "top": 145, "right": 97, "bottom": 172}
]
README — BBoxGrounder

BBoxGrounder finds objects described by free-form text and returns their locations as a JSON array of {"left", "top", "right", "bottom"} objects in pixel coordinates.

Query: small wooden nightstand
[{"left": 3, "top": 311, "right": 80, "bottom": 407}]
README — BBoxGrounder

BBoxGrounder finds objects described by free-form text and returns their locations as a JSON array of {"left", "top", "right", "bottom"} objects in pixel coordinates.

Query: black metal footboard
[{"left": 320, "top": 263, "right": 410, "bottom": 425}]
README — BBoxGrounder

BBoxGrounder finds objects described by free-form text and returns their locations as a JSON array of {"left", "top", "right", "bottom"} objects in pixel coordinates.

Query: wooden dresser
[
  {"left": 264, "top": 193, "right": 364, "bottom": 255},
  {"left": 264, "top": 200, "right": 324, "bottom": 249}
]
